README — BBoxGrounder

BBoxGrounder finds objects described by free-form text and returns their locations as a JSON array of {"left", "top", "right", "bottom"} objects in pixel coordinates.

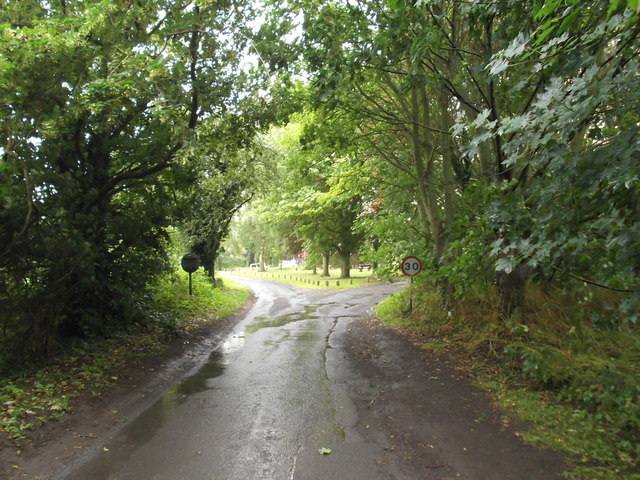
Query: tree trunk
[
  {"left": 321, "top": 253, "right": 330, "bottom": 277},
  {"left": 438, "top": 88, "right": 456, "bottom": 232},
  {"left": 410, "top": 82, "right": 447, "bottom": 264},
  {"left": 339, "top": 251, "right": 351, "bottom": 278},
  {"left": 209, "top": 263, "right": 216, "bottom": 286},
  {"left": 259, "top": 245, "right": 266, "bottom": 272},
  {"left": 496, "top": 263, "right": 529, "bottom": 322}
]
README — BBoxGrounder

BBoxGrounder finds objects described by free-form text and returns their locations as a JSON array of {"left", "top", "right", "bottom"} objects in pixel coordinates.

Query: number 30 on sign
[{"left": 401, "top": 256, "right": 422, "bottom": 276}]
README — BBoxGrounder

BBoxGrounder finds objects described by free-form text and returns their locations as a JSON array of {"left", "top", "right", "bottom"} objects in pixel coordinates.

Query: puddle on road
[
  {"left": 245, "top": 304, "right": 319, "bottom": 335},
  {"left": 221, "top": 332, "right": 247, "bottom": 355},
  {"left": 121, "top": 350, "right": 225, "bottom": 442},
  {"left": 67, "top": 349, "right": 228, "bottom": 479},
  {"left": 169, "top": 349, "right": 226, "bottom": 397}
]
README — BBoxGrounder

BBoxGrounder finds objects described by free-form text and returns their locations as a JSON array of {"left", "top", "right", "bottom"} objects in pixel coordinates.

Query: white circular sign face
[{"left": 401, "top": 256, "right": 422, "bottom": 276}]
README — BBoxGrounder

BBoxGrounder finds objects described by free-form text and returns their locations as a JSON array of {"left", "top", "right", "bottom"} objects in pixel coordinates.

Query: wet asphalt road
[{"left": 64, "top": 277, "right": 405, "bottom": 480}]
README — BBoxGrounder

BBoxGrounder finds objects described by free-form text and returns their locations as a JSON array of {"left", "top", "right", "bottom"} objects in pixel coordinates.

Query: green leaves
[
  {"left": 533, "top": 0, "right": 563, "bottom": 21},
  {"left": 0, "top": 0, "right": 281, "bottom": 363},
  {"left": 608, "top": 0, "right": 640, "bottom": 15},
  {"left": 494, "top": 257, "right": 517, "bottom": 275},
  {"left": 487, "top": 33, "right": 529, "bottom": 76}
]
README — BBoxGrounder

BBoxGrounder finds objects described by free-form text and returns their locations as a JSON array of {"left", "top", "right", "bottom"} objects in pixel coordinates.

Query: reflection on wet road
[{"left": 64, "top": 277, "right": 403, "bottom": 480}]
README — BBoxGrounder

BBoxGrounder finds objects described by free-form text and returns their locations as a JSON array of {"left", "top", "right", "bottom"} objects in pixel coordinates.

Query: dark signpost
[
  {"left": 181, "top": 253, "right": 201, "bottom": 295},
  {"left": 401, "top": 256, "right": 422, "bottom": 313}
]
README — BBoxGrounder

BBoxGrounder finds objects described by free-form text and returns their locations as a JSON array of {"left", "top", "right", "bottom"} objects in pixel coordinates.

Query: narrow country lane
[{"left": 57, "top": 277, "right": 565, "bottom": 480}]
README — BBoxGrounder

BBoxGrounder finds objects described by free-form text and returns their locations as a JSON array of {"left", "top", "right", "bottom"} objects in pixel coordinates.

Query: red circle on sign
[{"left": 401, "top": 256, "right": 422, "bottom": 276}]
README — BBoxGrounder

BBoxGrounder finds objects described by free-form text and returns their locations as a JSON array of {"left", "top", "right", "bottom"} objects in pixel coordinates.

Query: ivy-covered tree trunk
[{"left": 192, "top": 236, "right": 219, "bottom": 284}]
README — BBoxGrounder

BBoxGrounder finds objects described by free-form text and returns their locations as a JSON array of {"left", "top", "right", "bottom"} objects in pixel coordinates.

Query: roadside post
[
  {"left": 401, "top": 256, "right": 422, "bottom": 313},
  {"left": 181, "top": 253, "right": 201, "bottom": 296}
]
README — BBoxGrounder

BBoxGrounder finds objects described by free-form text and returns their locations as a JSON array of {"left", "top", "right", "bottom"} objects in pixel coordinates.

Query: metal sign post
[
  {"left": 181, "top": 253, "right": 201, "bottom": 296},
  {"left": 401, "top": 256, "right": 423, "bottom": 313}
]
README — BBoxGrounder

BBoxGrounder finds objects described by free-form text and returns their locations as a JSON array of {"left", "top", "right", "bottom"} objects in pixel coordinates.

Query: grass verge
[
  {"left": 375, "top": 284, "right": 640, "bottom": 480},
  {"left": 224, "top": 267, "right": 381, "bottom": 289},
  {"left": 0, "top": 272, "right": 248, "bottom": 444}
]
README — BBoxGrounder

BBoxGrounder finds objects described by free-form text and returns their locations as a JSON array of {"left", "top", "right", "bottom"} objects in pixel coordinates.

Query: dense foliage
[
  {"left": 0, "top": 0, "right": 279, "bottom": 368},
  {"left": 227, "top": 0, "right": 638, "bottom": 324},
  {"left": 285, "top": 0, "right": 639, "bottom": 319}
]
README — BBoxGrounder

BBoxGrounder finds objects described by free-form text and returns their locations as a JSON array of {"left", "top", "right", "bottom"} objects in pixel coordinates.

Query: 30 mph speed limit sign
[{"left": 401, "top": 256, "right": 422, "bottom": 276}]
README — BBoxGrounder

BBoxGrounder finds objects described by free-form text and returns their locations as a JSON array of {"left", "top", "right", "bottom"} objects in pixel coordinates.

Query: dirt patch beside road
[{"left": 341, "top": 317, "right": 567, "bottom": 480}]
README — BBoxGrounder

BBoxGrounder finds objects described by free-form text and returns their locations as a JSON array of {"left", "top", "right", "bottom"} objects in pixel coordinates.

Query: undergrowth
[
  {"left": 148, "top": 271, "right": 248, "bottom": 335},
  {"left": 0, "top": 273, "right": 248, "bottom": 444},
  {"left": 376, "top": 283, "right": 640, "bottom": 479}
]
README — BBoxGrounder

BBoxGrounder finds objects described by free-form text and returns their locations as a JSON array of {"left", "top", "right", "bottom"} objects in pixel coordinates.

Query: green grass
[
  {"left": 478, "top": 376, "right": 640, "bottom": 480},
  {"left": 224, "top": 266, "right": 381, "bottom": 289},
  {"left": 0, "top": 273, "right": 248, "bottom": 443},
  {"left": 148, "top": 271, "right": 249, "bottom": 334}
]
